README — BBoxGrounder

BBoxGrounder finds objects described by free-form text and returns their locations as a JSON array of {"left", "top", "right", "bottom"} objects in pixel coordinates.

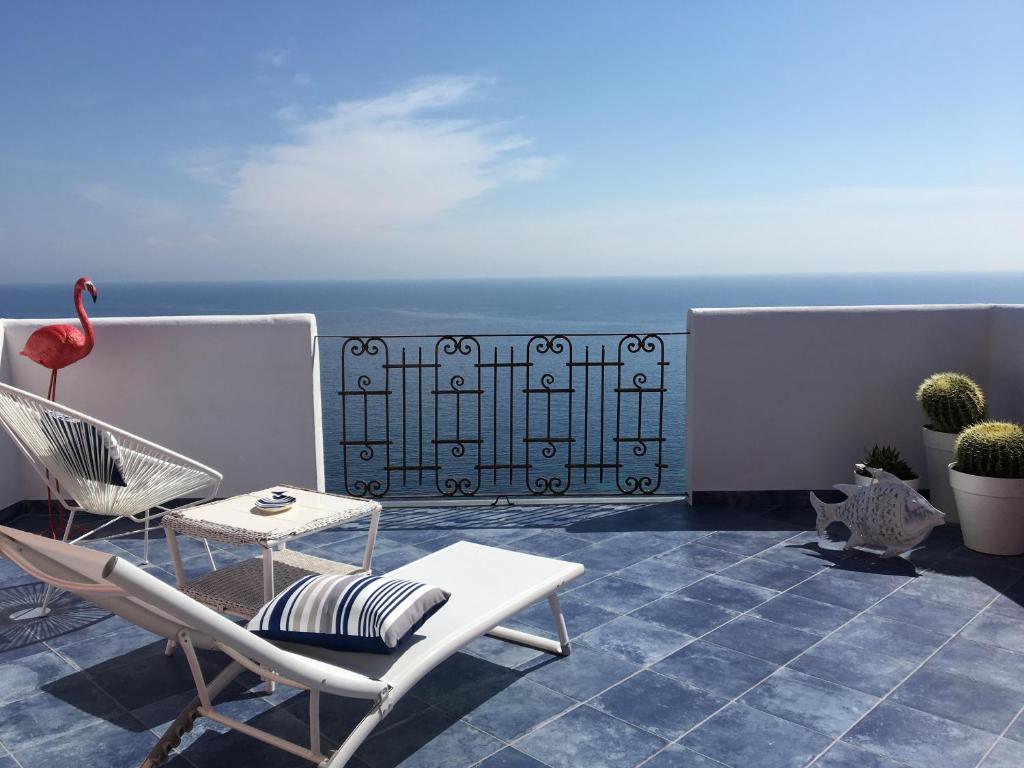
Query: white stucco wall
[
  {"left": 0, "top": 314, "right": 324, "bottom": 505},
  {"left": 686, "top": 304, "right": 1006, "bottom": 493}
]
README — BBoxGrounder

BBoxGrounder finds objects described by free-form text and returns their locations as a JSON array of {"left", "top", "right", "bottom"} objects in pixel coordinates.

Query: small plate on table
[{"left": 253, "top": 491, "right": 296, "bottom": 514}]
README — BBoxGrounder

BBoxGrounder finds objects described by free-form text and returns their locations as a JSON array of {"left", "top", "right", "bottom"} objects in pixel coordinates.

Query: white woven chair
[{"left": 0, "top": 382, "right": 222, "bottom": 617}]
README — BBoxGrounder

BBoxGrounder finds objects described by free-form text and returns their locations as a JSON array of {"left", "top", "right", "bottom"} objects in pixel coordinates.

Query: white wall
[
  {"left": 0, "top": 314, "right": 324, "bottom": 504},
  {"left": 686, "top": 304, "right": 1004, "bottom": 494}
]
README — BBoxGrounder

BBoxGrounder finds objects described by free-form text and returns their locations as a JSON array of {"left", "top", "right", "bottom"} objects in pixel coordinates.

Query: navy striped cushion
[
  {"left": 41, "top": 411, "right": 127, "bottom": 487},
  {"left": 247, "top": 574, "right": 450, "bottom": 653}
]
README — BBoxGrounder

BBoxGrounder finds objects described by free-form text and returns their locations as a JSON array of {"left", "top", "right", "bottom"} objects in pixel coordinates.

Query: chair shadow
[{"left": 43, "top": 641, "right": 523, "bottom": 768}]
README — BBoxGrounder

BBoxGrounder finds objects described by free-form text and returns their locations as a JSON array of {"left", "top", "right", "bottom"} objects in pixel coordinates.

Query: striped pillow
[
  {"left": 41, "top": 411, "right": 127, "bottom": 487},
  {"left": 247, "top": 574, "right": 450, "bottom": 653}
]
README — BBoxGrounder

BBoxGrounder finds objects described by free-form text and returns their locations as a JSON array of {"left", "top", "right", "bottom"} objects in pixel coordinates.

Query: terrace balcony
[{"left": 0, "top": 309, "right": 1022, "bottom": 768}]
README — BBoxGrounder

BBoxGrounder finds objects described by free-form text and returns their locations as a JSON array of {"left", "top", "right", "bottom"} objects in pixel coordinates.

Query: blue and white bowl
[{"left": 255, "top": 491, "right": 296, "bottom": 512}]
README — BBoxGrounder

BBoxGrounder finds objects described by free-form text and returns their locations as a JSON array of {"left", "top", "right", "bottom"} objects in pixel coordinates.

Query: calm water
[{"left": 4, "top": 273, "right": 1022, "bottom": 498}]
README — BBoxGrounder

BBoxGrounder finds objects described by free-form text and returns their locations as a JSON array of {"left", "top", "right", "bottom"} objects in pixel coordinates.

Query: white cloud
[
  {"left": 292, "top": 73, "right": 312, "bottom": 87},
  {"left": 225, "top": 76, "right": 556, "bottom": 238},
  {"left": 165, "top": 146, "right": 236, "bottom": 187},
  {"left": 76, "top": 183, "right": 180, "bottom": 225}
]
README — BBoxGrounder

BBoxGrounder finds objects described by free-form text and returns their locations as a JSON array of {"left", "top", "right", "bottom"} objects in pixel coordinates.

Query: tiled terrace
[{"left": 0, "top": 500, "right": 1023, "bottom": 768}]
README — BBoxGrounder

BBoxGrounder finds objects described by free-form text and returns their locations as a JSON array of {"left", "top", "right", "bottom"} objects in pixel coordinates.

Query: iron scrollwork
[{"left": 334, "top": 331, "right": 678, "bottom": 499}]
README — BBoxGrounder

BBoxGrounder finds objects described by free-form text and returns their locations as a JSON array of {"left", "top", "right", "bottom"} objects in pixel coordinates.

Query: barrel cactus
[
  {"left": 955, "top": 422, "right": 1024, "bottom": 478},
  {"left": 916, "top": 372, "right": 985, "bottom": 434}
]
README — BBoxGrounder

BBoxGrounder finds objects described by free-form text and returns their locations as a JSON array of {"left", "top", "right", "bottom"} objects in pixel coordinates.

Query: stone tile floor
[{"left": 0, "top": 500, "right": 1023, "bottom": 768}]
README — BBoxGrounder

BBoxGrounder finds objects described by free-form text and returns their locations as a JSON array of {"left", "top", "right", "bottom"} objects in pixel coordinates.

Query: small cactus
[
  {"left": 857, "top": 445, "right": 917, "bottom": 480},
  {"left": 955, "top": 421, "right": 1024, "bottom": 478},
  {"left": 916, "top": 372, "right": 985, "bottom": 434}
]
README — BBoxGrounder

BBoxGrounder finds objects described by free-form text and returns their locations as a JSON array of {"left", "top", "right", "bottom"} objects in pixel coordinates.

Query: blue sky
[{"left": 1, "top": 1, "right": 1022, "bottom": 281}]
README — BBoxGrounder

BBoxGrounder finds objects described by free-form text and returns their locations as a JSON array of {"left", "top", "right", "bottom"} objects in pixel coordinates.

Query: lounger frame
[{"left": 0, "top": 526, "right": 578, "bottom": 768}]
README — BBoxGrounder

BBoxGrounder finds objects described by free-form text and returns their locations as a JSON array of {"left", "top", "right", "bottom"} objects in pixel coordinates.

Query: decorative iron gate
[{"left": 318, "top": 332, "right": 685, "bottom": 500}]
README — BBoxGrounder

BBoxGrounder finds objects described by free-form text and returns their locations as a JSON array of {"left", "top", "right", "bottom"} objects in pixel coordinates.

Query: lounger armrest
[{"left": 103, "top": 557, "right": 388, "bottom": 701}]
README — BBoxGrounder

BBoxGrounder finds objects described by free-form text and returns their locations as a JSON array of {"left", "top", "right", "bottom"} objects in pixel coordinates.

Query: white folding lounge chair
[
  {"left": 0, "top": 525, "right": 582, "bottom": 768},
  {"left": 0, "top": 382, "right": 222, "bottom": 618}
]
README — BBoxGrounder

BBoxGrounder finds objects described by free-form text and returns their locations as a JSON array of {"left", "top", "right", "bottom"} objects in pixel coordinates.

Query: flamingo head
[{"left": 76, "top": 277, "right": 98, "bottom": 303}]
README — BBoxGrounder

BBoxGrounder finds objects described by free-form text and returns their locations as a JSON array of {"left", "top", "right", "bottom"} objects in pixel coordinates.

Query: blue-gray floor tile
[
  {"left": 846, "top": 701, "right": 997, "bottom": 768},
  {"left": 653, "top": 641, "right": 777, "bottom": 698},
  {"left": 788, "top": 571, "right": 899, "bottom": 611},
  {"left": 56, "top": 623, "right": 163, "bottom": 667},
  {"left": 638, "top": 744, "right": 726, "bottom": 767},
  {"left": 740, "top": 667, "right": 878, "bottom": 737},
  {"left": 867, "top": 591, "right": 979, "bottom": 635},
  {"left": 717, "top": 558, "right": 810, "bottom": 591},
  {"left": 929, "top": 636, "right": 1024, "bottom": 691},
  {"left": 899, "top": 564, "right": 1019, "bottom": 611},
  {"left": 751, "top": 592, "right": 858, "bottom": 636},
  {"left": 591, "top": 670, "right": 726, "bottom": 741},
  {"left": 0, "top": 757, "right": 14, "bottom": 768},
  {"left": 755, "top": 541, "right": 839, "bottom": 573},
  {"left": 681, "top": 702, "right": 832, "bottom": 768},
  {"left": 569, "top": 576, "right": 667, "bottom": 613},
  {"left": 981, "top": 738, "right": 1024, "bottom": 768},
  {"left": 477, "top": 748, "right": 549, "bottom": 768},
  {"left": 578, "top": 615, "right": 692, "bottom": 665},
  {"left": 456, "top": 677, "right": 574, "bottom": 741},
  {"left": 961, "top": 611, "right": 1024, "bottom": 654},
  {"left": 789, "top": 636, "right": 919, "bottom": 697},
  {"left": 1007, "top": 714, "right": 1024, "bottom": 743},
  {"left": 675, "top": 575, "right": 779, "bottom": 612},
  {"left": 356, "top": 707, "right": 503, "bottom": 768},
  {"left": 890, "top": 665, "right": 1023, "bottom": 734},
  {"left": 630, "top": 595, "right": 738, "bottom": 637},
  {"left": 0, "top": 649, "right": 77, "bottom": 706},
  {"left": 465, "top": 633, "right": 545, "bottom": 669},
  {"left": 698, "top": 530, "right": 795, "bottom": 556},
  {"left": 704, "top": 615, "right": 819, "bottom": 665},
  {"left": 11, "top": 715, "right": 157, "bottom": 768},
  {"left": 615, "top": 558, "right": 708, "bottom": 592},
  {"left": 511, "top": 532, "right": 593, "bottom": 558},
  {"left": 517, "top": 642, "right": 640, "bottom": 701},
  {"left": 656, "top": 543, "right": 747, "bottom": 573},
  {"left": 812, "top": 741, "right": 906, "bottom": 767},
  {"left": 516, "top": 594, "right": 618, "bottom": 636},
  {"left": 829, "top": 614, "right": 947, "bottom": 663},
  {"left": 0, "top": 680, "right": 125, "bottom": 752},
  {"left": 516, "top": 704, "right": 667, "bottom": 768}
]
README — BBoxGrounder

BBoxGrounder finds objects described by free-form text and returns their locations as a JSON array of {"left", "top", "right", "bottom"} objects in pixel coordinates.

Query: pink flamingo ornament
[
  {"left": 19, "top": 277, "right": 99, "bottom": 539},
  {"left": 20, "top": 277, "right": 98, "bottom": 401}
]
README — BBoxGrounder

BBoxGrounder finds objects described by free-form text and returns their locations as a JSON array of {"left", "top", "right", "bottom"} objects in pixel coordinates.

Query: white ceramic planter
[
  {"left": 922, "top": 426, "right": 959, "bottom": 523},
  {"left": 949, "top": 463, "right": 1024, "bottom": 556},
  {"left": 853, "top": 466, "right": 920, "bottom": 491}
]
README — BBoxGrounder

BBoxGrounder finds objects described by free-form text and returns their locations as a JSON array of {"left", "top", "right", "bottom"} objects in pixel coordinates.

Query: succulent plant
[
  {"left": 857, "top": 445, "right": 917, "bottom": 480},
  {"left": 955, "top": 421, "right": 1024, "bottom": 479},
  {"left": 916, "top": 372, "right": 985, "bottom": 434}
]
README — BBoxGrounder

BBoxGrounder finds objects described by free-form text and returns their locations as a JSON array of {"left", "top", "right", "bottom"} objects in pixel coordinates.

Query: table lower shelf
[{"left": 179, "top": 549, "right": 367, "bottom": 619}]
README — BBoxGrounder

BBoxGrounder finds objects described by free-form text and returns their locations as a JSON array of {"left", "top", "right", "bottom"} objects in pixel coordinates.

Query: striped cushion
[
  {"left": 41, "top": 411, "right": 127, "bottom": 487},
  {"left": 247, "top": 574, "right": 450, "bottom": 653}
]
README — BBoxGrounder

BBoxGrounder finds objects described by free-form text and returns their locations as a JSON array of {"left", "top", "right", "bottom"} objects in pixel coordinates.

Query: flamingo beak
[{"left": 86, "top": 282, "right": 97, "bottom": 302}]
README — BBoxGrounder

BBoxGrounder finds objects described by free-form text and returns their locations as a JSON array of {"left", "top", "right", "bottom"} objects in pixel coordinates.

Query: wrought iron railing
[{"left": 316, "top": 332, "right": 686, "bottom": 500}]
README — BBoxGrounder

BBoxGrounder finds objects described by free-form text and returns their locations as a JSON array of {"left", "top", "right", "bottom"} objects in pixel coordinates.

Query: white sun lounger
[{"left": 0, "top": 525, "right": 583, "bottom": 767}]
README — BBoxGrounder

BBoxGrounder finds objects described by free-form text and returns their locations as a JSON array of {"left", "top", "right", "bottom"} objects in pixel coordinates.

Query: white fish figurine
[{"left": 810, "top": 468, "right": 945, "bottom": 557}]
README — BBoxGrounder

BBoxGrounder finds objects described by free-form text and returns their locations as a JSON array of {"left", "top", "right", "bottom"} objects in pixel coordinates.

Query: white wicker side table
[{"left": 162, "top": 485, "right": 382, "bottom": 620}]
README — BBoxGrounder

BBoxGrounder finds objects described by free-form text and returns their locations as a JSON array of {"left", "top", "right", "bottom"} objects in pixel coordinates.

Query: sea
[{"left": 4, "top": 273, "right": 1023, "bottom": 499}]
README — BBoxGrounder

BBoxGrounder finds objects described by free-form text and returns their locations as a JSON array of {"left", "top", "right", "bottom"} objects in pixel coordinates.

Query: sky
[{"left": 1, "top": 1, "right": 1022, "bottom": 282}]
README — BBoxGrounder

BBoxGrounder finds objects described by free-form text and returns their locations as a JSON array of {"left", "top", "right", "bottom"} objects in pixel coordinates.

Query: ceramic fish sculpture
[{"left": 810, "top": 468, "right": 945, "bottom": 557}]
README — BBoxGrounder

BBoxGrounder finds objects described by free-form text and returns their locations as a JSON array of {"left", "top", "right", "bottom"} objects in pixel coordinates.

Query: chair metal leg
[
  {"left": 485, "top": 590, "right": 572, "bottom": 657},
  {"left": 142, "top": 514, "right": 151, "bottom": 565},
  {"left": 9, "top": 510, "right": 77, "bottom": 621}
]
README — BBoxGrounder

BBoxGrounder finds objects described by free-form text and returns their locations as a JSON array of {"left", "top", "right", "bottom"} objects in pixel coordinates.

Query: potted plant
[
  {"left": 916, "top": 372, "right": 985, "bottom": 523},
  {"left": 854, "top": 445, "right": 919, "bottom": 490},
  {"left": 949, "top": 422, "right": 1024, "bottom": 556}
]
